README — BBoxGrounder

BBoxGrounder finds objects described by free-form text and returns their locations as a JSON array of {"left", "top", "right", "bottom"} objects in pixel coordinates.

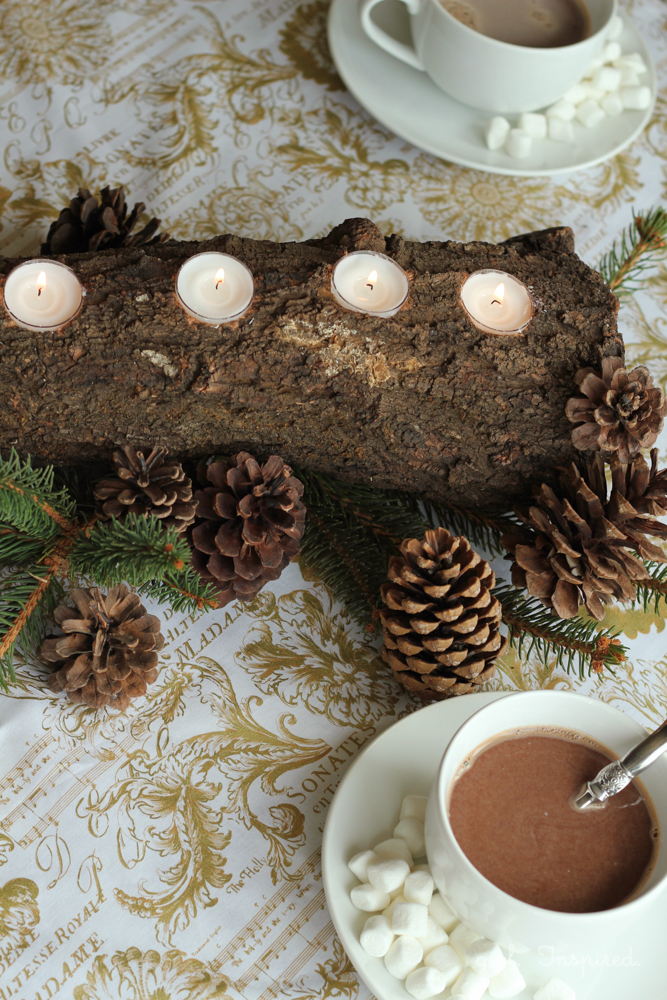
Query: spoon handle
[
  {"left": 574, "top": 719, "right": 667, "bottom": 810},
  {"left": 621, "top": 719, "right": 667, "bottom": 777}
]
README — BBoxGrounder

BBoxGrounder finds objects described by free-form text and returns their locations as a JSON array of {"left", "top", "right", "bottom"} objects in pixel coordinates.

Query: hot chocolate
[
  {"left": 448, "top": 729, "right": 658, "bottom": 913},
  {"left": 441, "top": 0, "right": 591, "bottom": 48}
]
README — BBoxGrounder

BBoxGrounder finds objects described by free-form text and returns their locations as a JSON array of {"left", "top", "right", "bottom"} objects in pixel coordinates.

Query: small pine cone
[
  {"left": 566, "top": 357, "right": 667, "bottom": 463},
  {"left": 503, "top": 452, "right": 667, "bottom": 622},
  {"left": 41, "top": 185, "right": 168, "bottom": 255},
  {"left": 94, "top": 445, "right": 196, "bottom": 533},
  {"left": 40, "top": 585, "right": 164, "bottom": 710},
  {"left": 380, "top": 528, "right": 507, "bottom": 699},
  {"left": 190, "top": 452, "right": 306, "bottom": 606}
]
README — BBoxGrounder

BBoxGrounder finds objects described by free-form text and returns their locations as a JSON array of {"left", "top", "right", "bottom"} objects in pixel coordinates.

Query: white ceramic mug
[
  {"left": 360, "top": 0, "right": 617, "bottom": 112},
  {"left": 424, "top": 691, "right": 667, "bottom": 961}
]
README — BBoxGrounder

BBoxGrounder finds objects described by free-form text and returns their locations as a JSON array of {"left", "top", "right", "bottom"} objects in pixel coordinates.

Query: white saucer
[
  {"left": 327, "top": 1, "right": 655, "bottom": 177},
  {"left": 322, "top": 692, "right": 667, "bottom": 1000}
]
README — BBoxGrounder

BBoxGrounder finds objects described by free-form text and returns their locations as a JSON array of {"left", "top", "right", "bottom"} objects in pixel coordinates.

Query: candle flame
[
  {"left": 366, "top": 269, "right": 378, "bottom": 290},
  {"left": 37, "top": 270, "right": 46, "bottom": 298},
  {"left": 491, "top": 282, "right": 505, "bottom": 306},
  {"left": 215, "top": 268, "right": 225, "bottom": 289}
]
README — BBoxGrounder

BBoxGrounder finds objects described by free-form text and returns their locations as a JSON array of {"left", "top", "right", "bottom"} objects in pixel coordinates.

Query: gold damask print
[
  {"left": 167, "top": 163, "right": 305, "bottom": 242},
  {"left": 0, "top": 878, "right": 39, "bottom": 958},
  {"left": 409, "top": 157, "right": 571, "bottom": 242},
  {"left": 0, "top": 0, "right": 112, "bottom": 87},
  {"left": 279, "top": 1, "right": 345, "bottom": 92},
  {"left": 490, "top": 647, "right": 574, "bottom": 692},
  {"left": 78, "top": 660, "right": 329, "bottom": 942},
  {"left": 237, "top": 587, "right": 400, "bottom": 727},
  {"left": 596, "top": 658, "right": 667, "bottom": 727},
  {"left": 0, "top": 835, "right": 14, "bottom": 867},
  {"left": 73, "top": 947, "right": 228, "bottom": 1000},
  {"left": 281, "top": 937, "right": 359, "bottom": 1000},
  {"left": 567, "top": 150, "right": 642, "bottom": 213},
  {"left": 273, "top": 101, "right": 410, "bottom": 213}
]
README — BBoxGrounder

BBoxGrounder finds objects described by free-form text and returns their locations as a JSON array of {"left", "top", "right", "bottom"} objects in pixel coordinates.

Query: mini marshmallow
[
  {"left": 548, "top": 118, "right": 575, "bottom": 142},
  {"left": 592, "top": 66, "right": 621, "bottom": 91},
  {"left": 518, "top": 112, "right": 547, "bottom": 139},
  {"left": 621, "top": 85, "right": 651, "bottom": 110},
  {"left": 392, "top": 901, "right": 429, "bottom": 937},
  {"left": 488, "top": 960, "right": 527, "bottom": 998},
  {"left": 428, "top": 893, "right": 458, "bottom": 932},
  {"left": 607, "top": 13, "right": 623, "bottom": 39},
  {"left": 348, "top": 849, "right": 379, "bottom": 882},
  {"left": 563, "top": 83, "right": 588, "bottom": 105},
  {"left": 603, "top": 41, "right": 622, "bottom": 62},
  {"left": 546, "top": 99, "right": 576, "bottom": 120},
  {"left": 374, "top": 838, "right": 413, "bottom": 866},
  {"left": 424, "top": 944, "right": 463, "bottom": 985},
  {"left": 405, "top": 966, "right": 448, "bottom": 1000},
  {"left": 450, "top": 968, "right": 490, "bottom": 1000},
  {"left": 384, "top": 936, "right": 423, "bottom": 980},
  {"left": 533, "top": 978, "right": 576, "bottom": 1000},
  {"left": 464, "top": 939, "right": 507, "bottom": 978},
  {"left": 404, "top": 870, "right": 434, "bottom": 905},
  {"left": 614, "top": 53, "right": 648, "bottom": 75},
  {"left": 383, "top": 893, "right": 406, "bottom": 922},
  {"left": 412, "top": 863, "right": 432, "bottom": 874},
  {"left": 506, "top": 129, "right": 532, "bottom": 159},
  {"left": 449, "top": 922, "right": 482, "bottom": 961},
  {"left": 601, "top": 92, "right": 624, "bottom": 116},
  {"left": 417, "top": 916, "right": 449, "bottom": 955},
  {"left": 484, "top": 116, "right": 511, "bottom": 151},
  {"left": 360, "top": 914, "right": 394, "bottom": 957},
  {"left": 367, "top": 858, "right": 410, "bottom": 894},
  {"left": 619, "top": 67, "right": 641, "bottom": 86},
  {"left": 400, "top": 795, "right": 429, "bottom": 822},
  {"left": 576, "top": 100, "right": 605, "bottom": 128},
  {"left": 350, "top": 883, "right": 391, "bottom": 912},
  {"left": 394, "top": 818, "right": 425, "bottom": 858},
  {"left": 388, "top": 885, "right": 405, "bottom": 900}
]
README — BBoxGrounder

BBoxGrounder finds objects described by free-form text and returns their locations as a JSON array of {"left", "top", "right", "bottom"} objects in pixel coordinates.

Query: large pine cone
[
  {"left": 190, "top": 452, "right": 306, "bottom": 606},
  {"left": 41, "top": 185, "right": 168, "bottom": 255},
  {"left": 380, "top": 528, "right": 507, "bottom": 699},
  {"left": 94, "top": 445, "right": 197, "bottom": 533},
  {"left": 503, "top": 451, "right": 667, "bottom": 621},
  {"left": 40, "top": 585, "right": 163, "bottom": 710},
  {"left": 566, "top": 358, "right": 667, "bottom": 463}
]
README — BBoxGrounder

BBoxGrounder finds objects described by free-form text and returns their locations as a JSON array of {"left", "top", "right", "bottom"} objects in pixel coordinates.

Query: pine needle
[
  {"left": 137, "top": 568, "right": 221, "bottom": 615},
  {"left": 70, "top": 514, "right": 191, "bottom": 586},
  {"left": 599, "top": 207, "right": 667, "bottom": 298},
  {"left": 0, "top": 567, "right": 64, "bottom": 689},
  {"left": 0, "top": 449, "right": 75, "bottom": 539},
  {"left": 633, "top": 562, "right": 667, "bottom": 613}
]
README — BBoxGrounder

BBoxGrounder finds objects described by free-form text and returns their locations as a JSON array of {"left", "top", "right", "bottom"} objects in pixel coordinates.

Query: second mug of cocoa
[
  {"left": 360, "top": 0, "right": 617, "bottom": 113},
  {"left": 425, "top": 691, "right": 667, "bottom": 960}
]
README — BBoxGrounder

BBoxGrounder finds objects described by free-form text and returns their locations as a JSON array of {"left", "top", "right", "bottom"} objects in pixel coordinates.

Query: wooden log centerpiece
[{"left": 0, "top": 218, "right": 621, "bottom": 509}]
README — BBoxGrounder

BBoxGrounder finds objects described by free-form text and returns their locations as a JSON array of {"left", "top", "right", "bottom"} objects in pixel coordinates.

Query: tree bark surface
[{"left": 0, "top": 218, "right": 622, "bottom": 509}]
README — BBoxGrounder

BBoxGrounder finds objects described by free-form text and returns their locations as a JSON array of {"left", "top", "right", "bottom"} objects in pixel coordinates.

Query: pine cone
[
  {"left": 380, "top": 528, "right": 507, "bottom": 699},
  {"left": 503, "top": 451, "right": 667, "bottom": 622},
  {"left": 41, "top": 185, "right": 168, "bottom": 255},
  {"left": 190, "top": 452, "right": 306, "bottom": 606},
  {"left": 94, "top": 445, "right": 196, "bottom": 533},
  {"left": 566, "top": 357, "right": 667, "bottom": 463},
  {"left": 40, "top": 585, "right": 163, "bottom": 710}
]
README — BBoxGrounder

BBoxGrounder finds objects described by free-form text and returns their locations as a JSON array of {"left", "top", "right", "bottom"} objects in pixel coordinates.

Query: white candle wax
[
  {"left": 331, "top": 251, "right": 409, "bottom": 317},
  {"left": 176, "top": 252, "right": 254, "bottom": 325},
  {"left": 460, "top": 270, "right": 533, "bottom": 335},
  {"left": 3, "top": 259, "right": 83, "bottom": 332}
]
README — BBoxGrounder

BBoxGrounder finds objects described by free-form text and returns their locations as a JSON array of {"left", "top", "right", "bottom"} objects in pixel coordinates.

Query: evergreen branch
[
  {"left": 137, "top": 567, "right": 221, "bottom": 615},
  {"left": 0, "top": 449, "right": 75, "bottom": 539},
  {"left": 599, "top": 207, "right": 667, "bottom": 298},
  {"left": 69, "top": 514, "right": 190, "bottom": 587},
  {"left": 633, "top": 562, "right": 667, "bottom": 612},
  {"left": 0, "top": 566, "right": 64, "bottom": 689},
  {"left": 0, "top": 525, "right": 48, "bottom": 566},
  {"left": 306, "top": 510, "right": 380, "bottom": 616},
  {"left": 495, "top": 584, "right": 628, "bottom": 678}
]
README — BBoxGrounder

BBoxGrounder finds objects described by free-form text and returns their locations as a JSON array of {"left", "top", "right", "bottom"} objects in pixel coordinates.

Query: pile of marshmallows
[
  {"left": 349, "top": 795, "right": 575, "bottom": 1000},
  {"left": 484, "top": 15, "right": 650, "bottom": 159}
]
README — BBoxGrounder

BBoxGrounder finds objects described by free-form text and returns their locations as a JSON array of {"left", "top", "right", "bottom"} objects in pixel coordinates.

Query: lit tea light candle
[
  {"left": 331, "top": 251, "right": 409, "bottom": 317},
  {"left": 176, "top": 252, "right": 254, "bottom": 325},
  {"left": 3, "top": 259, "right": 83, "bottom": 331},
  {"left": 460, "top": 270, "right": 533, "bottom": 335}
]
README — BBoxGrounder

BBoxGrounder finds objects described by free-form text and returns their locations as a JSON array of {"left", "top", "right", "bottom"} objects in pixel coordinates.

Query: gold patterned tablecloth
[{"left": 1, "top": 1, "right": 667, "bottom": 998}]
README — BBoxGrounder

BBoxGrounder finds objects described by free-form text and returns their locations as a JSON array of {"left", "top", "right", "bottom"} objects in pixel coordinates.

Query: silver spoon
[{"left": 573, "top": 719, "right": 667, "bottom": 811}]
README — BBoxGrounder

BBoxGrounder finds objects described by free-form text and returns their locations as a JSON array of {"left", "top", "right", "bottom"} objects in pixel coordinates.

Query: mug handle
[{"left": 360, "top": 0, "right": 425, "bottom": 71}]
